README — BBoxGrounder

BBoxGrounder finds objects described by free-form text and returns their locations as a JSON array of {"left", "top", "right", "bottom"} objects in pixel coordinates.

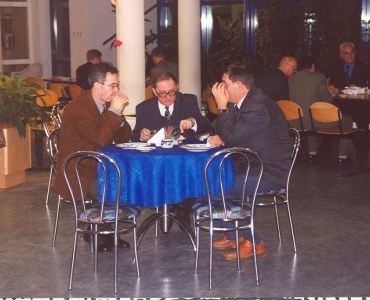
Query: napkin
[{"left": 147, "top": 128, "right": 165, "bottom": 146}]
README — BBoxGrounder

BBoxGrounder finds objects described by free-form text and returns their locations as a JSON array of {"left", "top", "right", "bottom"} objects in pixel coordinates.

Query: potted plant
[{"left": 0, "top": 73, "right": 45, "bottom": 188}]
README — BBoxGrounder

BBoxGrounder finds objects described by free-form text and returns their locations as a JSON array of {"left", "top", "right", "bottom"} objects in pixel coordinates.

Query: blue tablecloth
[{"left": 98, "top": 145, "right": 234, "bottom": 208}]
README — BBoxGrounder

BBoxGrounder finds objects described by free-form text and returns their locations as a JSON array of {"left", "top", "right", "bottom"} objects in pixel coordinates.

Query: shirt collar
[
  {"left": 158, "top": 101, "right": 174, "bottom": 116},
  {"left": 93, "top": 97, "right": 105, "bottom": 114}
]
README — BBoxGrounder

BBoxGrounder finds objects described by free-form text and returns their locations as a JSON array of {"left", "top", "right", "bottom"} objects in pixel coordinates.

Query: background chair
[
  {"left": 192, "top": 148, "right": 263, "bottom": 289},
  {"left": 63, "top": 151, "right": 140, "bottom": 294},
  {"left": 202, "top": 86, "right": 218, "bottom": 121},
  {"left": 45, "top": 128, "right": 60, "bottom": 204},
  {"left": 309, "top": 102, "right": 363, "bottom": 162},
  {"left": 24, "top": 76, "right": 45, "bottom": 89},
  {"left": 68, "top": 83, "right": 85, "bottom": 100},
  {"left": 49, "top": 83, "right": 71, "bottom": 102},
  {"left": 276, "top": 100, "right": 307, "bottom": 132},
  {"left": 145, "top": 85, "right": 153, "bottom": 99},
  {"left": 255, "top": 128, "right": 300, "bottom": 253}
]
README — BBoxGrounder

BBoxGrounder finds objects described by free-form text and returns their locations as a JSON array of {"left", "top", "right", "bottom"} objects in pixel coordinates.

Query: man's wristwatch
[{"left": 218, "top": 109, "right": 227, "bottom": 114}]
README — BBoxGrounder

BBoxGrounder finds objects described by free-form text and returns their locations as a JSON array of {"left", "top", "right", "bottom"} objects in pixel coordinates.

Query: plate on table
[
  {"left": 180, "top": 144, "right": 216, "bottom": 152},
  {"left": 136, "top": 145, "right": 156, "bottom": 152},
  {"left": 115, "top": 142, "right": 147, "bottom": 149}
]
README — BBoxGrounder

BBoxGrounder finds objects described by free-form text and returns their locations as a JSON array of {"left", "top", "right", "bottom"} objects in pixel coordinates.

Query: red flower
[{"left": 114, "top": 39, "right": 123, "bottom": 47}]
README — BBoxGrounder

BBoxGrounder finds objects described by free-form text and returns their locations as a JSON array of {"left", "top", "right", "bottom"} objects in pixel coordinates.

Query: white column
[
  {"left": 116, "top": 0, "right": 145, "bottom": 116},
  {"left": 178, "top": 0, "right": 202, "bottom": 106}
]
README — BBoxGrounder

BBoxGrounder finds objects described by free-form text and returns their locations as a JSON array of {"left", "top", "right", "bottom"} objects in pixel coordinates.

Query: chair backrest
[
  {"left": 25, "top": 76, "right": 45, "bottom": 89},
  {"left": 145, "top": 85, "right": 153, "bottom": 100},
  {"left": 46, "top": 128, "right": 60, "bottom": 171},
  {"left": 203, "top": 86, "right": 218, "bottom": 116},
  {"left": 204, "top": 148, "right": 263, "bottom": 220},
  {"left": 286, "top": 128, "right": 300, "bottom": 192},
  {"left": 68, "top": 84, "right": 85, "bottom": 100},
  {"left": 63, "top": 151, "right": 122, "bottom": 220},
  {"left": 49, "top": 83, "right": 68, "bottom": 100},
  {"left": 309, "top": 102, "right": 342, "bottom": 123},
  {"left": 35, "top": 89, "right": 59, "bottom": 108}
]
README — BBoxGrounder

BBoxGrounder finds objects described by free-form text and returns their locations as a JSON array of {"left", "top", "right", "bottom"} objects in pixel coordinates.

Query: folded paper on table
[{"left": 147, "top": 128, "right": 165, "bottom": 146}]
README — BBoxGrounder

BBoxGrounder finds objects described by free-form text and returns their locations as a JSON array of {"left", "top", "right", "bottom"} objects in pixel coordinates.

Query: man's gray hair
[{"left": 340, "top": 42, "right": 355, "bottom": 52}]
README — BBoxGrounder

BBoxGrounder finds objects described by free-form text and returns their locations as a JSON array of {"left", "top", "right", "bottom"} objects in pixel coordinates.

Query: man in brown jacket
[{"left": 54, "top": 63, "right": 132, "bottom": 250}]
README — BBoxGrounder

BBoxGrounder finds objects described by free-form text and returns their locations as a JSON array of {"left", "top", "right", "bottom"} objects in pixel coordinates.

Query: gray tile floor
[{"left": 1, "top": 142, "right": 370, "bottom": 297}]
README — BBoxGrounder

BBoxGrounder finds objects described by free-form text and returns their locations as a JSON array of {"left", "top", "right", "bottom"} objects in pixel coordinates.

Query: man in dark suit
[
  {"left": 132, "top": 72, "right": 211, "bottom": 228},
  {"left": 253, "top": 55, "right": 297, "bottom": 101},
  {"left": 329, "top": 42, "right": 369, "bottom": 89},
  {"left": 76, "top": 49, "right": 102, "bottom": 90},
  {"left": 208, "top": 64, "right": 292, "bottom": 260},
  {"left": 132, "top": 72, "right": 211, "bottom": 142}
]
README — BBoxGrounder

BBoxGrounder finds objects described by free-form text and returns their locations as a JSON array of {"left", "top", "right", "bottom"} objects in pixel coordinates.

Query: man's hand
[
  {"left": 109, "top": 92, "right": 129, "bottom": 115},
  {"left": 208, "top": 135, "right": 225, "bottom": 147},
  {"left": 140, "top": 128, "right": 152, "bottom": 141},
  {"left": 212, "top": 82, "right": 229, "bottom": 109},
  {"left": 179, "top": 117, "right": 195, "bottom": 133}
]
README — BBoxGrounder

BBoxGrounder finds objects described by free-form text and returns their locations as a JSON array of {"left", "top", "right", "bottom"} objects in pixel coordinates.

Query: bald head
[{"left": 278, "top": 56, "right": 298, "bottom": 77}]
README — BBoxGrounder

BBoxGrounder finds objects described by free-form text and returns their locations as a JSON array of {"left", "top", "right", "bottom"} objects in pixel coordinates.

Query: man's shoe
[
  {"left": 222, "top": 240, "right": 266, "bottom": 260},
  {"left": 212, "top": 235, "right": 245, "bottom": 250}
]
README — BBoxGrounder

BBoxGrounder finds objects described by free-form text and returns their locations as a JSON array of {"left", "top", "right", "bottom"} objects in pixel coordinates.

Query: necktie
[
  {"left": 102, "top": 105, "right": 106, "bottom": 116},
  {"left": 345, "top": 65, "right": 351, "bottom": 85},
  {"left": 164, "top": 106, "right": 170, "bottom": 120},
  {"left": 234, "top": 106, "right": 239, "bottom": 120}
]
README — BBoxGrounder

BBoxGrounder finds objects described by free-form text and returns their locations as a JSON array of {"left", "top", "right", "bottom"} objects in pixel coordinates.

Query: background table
[
  {"left": 333, "top": 94, "right": 370, "bottom": 130},
  {"left": 99, "top": 144, "right": 234, "bottom": 249}
]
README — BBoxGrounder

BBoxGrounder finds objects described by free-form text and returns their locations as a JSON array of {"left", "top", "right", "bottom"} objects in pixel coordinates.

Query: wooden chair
[
  {"left": 145, "top": 85, "right": 153, "bottom": 99},
  {"left": 309, "top": 102, "right": 363, "bottom": 135},
  {"left": 49, "top": 83, "right": 70, "bottom": 102},
  {"left": 202, "top": 86, "right": 218, "bottom": 121},
  {"left": 276, "top": 100, "right": 307, "bottom": 132},
  {"left": 68, "top": 83, "right": 85, "bottom": 100},
  {"left": 25, "top": 76, "right": 45, "bottom": 89}
]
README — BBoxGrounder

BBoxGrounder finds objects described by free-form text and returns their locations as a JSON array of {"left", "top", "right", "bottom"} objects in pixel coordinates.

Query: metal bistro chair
[
  {"left": 63, "top": 151, "right": 140, "bottom": 294},
  {"left": 45, "top": 128, "right": 60, "bottom": 204},
  {"left": 255, "top": 128, "right": 300, "bottom": 253},
  {"left": 192, "top": 148, "right": 263, "bottom": 290}
]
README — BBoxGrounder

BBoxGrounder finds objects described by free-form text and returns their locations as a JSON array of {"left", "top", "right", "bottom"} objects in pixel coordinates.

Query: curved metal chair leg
[
  {"left": 273, "top": 196, "right": 282, "bottom": 243},
  {"left": 286, "top": 200, "right": 297, "bottom": 252},
  {"left": 52, "top": 196, "right": 62, "bottom": 247},
  {"left": 45, "top": 165, "right": 54, "bottom": 204}
]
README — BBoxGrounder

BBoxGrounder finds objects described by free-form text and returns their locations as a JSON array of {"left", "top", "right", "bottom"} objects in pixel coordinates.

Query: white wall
[
  {"left": 69, "top": 0, "right": 116, "bottom": 79},
  {"left": 30, "top": 0, "right": 52, "bottom": 78}
]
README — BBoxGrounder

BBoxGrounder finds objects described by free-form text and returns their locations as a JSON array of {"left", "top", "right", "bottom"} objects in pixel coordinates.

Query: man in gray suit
[
  {"left": 150, "top": 47, "right": 179, "bottom": 84},
  {"left": 208, "top": 64, "right": 292, "bottom": 260}
]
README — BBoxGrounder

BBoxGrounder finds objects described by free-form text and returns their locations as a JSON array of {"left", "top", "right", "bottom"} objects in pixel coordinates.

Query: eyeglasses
[
  {"left": 99, "top": 82, "right": 120, "bottom": 89},
  {"left": 156, "top": 89, "right": 177, "bottom": 98},
  {"left": 343, "top": 51, "right": 355, "bottom": 55},
  {"left": 286, "top": 63, "right": 298, "bottom": 70}
]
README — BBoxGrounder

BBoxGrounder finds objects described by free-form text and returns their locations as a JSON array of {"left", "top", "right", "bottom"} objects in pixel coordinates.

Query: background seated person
[
  {"left": 328, "top": 42, "right": 369, "bottom": 90},
  {"left": 76, "top": 49, "right": 102, "bottom": 90},
  {"left": 253, "top": 55, "right": 297, "bottom": 101},
  {"left": 132, "top": 72, "right": 211, "bottom": 142},
  {"left": 150, "top": 47, "right": 179, "bottom": 84}
]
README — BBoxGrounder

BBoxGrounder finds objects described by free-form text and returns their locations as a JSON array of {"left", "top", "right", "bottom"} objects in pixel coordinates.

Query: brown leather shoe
[
  {"left": 222, "top": 240, "right": 266, "bottom": 260},
  {"left": 212, "top": 235, "right": 245, "bottom": 250}
]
